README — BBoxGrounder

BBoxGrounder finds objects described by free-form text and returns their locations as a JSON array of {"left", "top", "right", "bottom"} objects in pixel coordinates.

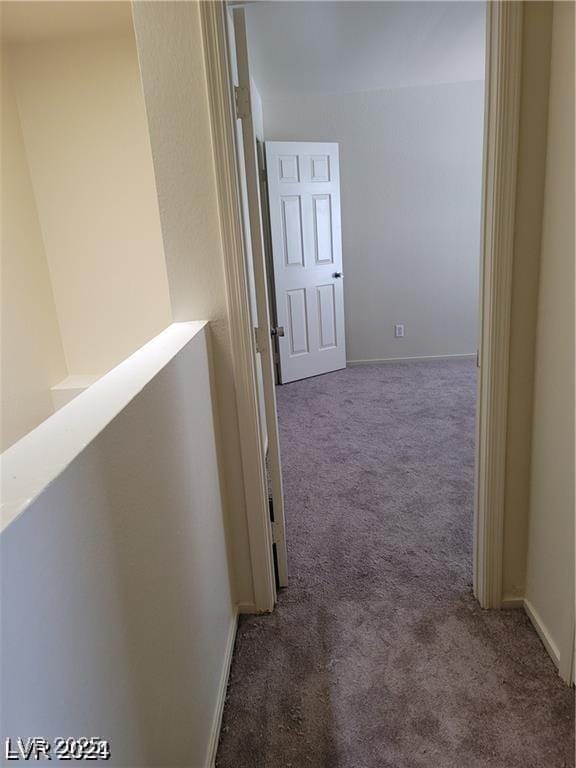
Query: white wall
[
  {"left": 524, "top": 0, "right": 574, "bottom": 676},
  {"left": 0, "top": 53, "right": 67, "bottom": 451},
  {"left": 262, "top": 80, "right": 484, "bottom": 362},
  {"left": 1, "top": 323, "right": 235, "bottom": 766},
  {"left": 501, "top": 1, "right": 553, "bottom": 603},
  {"left": 6, "top": 26, "right": 172, "bottom": 376},
  {"left": 132, "top": 0, "right": 256, "bottom": 608},
  {"left": 2, "top": 5, "right": 173, "bottom": 450}
]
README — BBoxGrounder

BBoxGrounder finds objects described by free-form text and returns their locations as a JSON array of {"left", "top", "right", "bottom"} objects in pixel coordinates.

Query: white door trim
[
  {"left": 231, "top": 7, "right": 289, "bottom": 587},
  {"left": 200, "top": 1, "right": 275, "bottom": 613},
  {"left": 200, "top": 0, "right": 524, "bottom": 613},
  {"left": 474, "top": 1, "right": 523, "bottom": 609}
]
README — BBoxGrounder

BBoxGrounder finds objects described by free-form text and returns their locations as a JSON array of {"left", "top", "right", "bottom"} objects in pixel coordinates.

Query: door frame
[
  {"left": 200, "top": 1, "right": 523, "bottom": 612},
  {"left": 230, "top": 6, "right": 289, "bottom": 588},
  {"left": 200, "top": 2, "right": 275, "bottom": 613},
  {"left": 474, "top": 2, "right": 523, "bottom": 609}
]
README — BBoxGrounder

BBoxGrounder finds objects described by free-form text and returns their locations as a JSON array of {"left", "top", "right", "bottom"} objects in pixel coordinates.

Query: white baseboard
[
  {"left": 205, "top": 611, "right": 238, "bottom": 768},
  {"left": 347, "top": 353, "right": 476, "bottom": 366},
  {"left": 501, "top": 596, "right": 525, "bottom": 609},
  {"left": 523, "top": 598, "right": 560, "bottom": 669},
  {"left": 237, "top": 601, "right": 258, "bottom": 614},
  {"left": 500, "top": 596, "right": 565, "bottom": 676}
]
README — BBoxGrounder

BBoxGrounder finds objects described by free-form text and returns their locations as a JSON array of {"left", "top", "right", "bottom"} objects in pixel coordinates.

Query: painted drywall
[
  {"left": 262, "top": 80, "right": 484, "bottom": 362},
  {"left": 524, "top": 1, "right": 574, "bottom": 670},
  {"left": 1, "top": 53, "right": 67, "bottom": 451},
  {"left": 1, "top": 323, "right": 235, "bottom": 766},
  {"left": 1, "top": 1, "right": 133, "bottom": 41},
  {"left": 501, "top": 2, "right": 553, "bottom": 603},
  {"left": 132, "top": 0, "right": 255, "bottom": 607},
  {"left": 6, "top": 25, "right": 172, "bottom": 376}
]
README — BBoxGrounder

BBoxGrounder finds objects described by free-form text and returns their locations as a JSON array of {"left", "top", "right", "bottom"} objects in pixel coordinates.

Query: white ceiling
[{"left": 245, "top": 1, "right": 486, "bottom": 98}]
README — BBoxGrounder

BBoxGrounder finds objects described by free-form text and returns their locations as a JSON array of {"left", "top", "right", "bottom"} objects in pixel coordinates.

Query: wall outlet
[{"left": 394, "top": 323, "right": 405, "bottom": 338}]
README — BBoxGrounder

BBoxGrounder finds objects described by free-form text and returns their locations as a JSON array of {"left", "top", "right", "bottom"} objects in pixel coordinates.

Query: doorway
[
  {"left": 229, "top": 0, "right": 486, "bottom": 597},
  {"left": 201, "top": 0, "right": 524, "bottom": 614}
]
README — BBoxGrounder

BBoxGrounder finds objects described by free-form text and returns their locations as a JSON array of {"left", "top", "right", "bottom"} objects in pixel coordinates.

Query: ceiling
[
  {"left": 1, "top": 2, "right": 133, "bottom": 42},
  {"left": 245, "top": 1, "right": 486, "bottom": 98}
]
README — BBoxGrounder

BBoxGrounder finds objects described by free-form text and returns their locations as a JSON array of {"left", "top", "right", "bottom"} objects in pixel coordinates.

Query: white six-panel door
[{"left": 265, "top": 142, "right": 346, "bottom": 383}]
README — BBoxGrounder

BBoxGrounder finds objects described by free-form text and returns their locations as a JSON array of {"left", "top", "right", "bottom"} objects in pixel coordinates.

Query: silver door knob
[
  {"left": 271, "top": 327, "right": 285, "bottom": 337},
  {"left": 333, "top": 272, "right": 343, "bottom": 278}
]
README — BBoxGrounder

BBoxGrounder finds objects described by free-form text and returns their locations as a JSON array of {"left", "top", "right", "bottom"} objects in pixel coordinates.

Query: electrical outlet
[{"left": 394, "top": 323, "right": 405, "bottom": 338}]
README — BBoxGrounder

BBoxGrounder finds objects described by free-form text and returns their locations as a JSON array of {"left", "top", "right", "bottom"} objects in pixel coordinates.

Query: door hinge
[
  {"left": 234, "top": 85, "right": 251, "bottom": 120},
  {"left": 260, "top": 167, "right": 267, "bottom": 183},
  {"left": 476, "top": 349, "right": 481, "bottom": 368}
]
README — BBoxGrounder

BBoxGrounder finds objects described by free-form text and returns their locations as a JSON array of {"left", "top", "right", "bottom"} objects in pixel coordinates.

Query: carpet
[{"left": 216, "top": 360, "right": 574, "bottom": 768}]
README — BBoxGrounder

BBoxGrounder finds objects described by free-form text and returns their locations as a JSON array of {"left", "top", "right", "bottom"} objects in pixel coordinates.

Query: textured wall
[
  {"left": 501, "top": 2, "right": 554, "bottom": 602},
  {"left": 1, "top": 53, "right": 67, "bottom": 450},
  {"left": 525, "top": 0, "right": 575, "bottom": 671},
  {"left": 132, "top": 0, "right": 256, "bottom": 607},
  {"left": 7, "top": 28, "right": 171, "bottom": 376}
]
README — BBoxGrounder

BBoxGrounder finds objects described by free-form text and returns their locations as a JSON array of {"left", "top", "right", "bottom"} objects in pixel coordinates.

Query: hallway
[{"left": 217, "top": 361, "right": 574, "bottom": 767}]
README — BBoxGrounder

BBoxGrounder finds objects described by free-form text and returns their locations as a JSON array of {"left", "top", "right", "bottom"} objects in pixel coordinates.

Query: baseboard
[
  {"left": 501, "top": 596, "right": 563, "bottom": 674},
  {"left": 523, "top": 598, "right": 560, "bottom": 669},
  {"left": 347, "top": 353, "right": 476, "bottom": 366},
  {"left": 205, "top": 611, "right": 238, "bottom": 768},
  {"left": 237, "top": 601, "right": 258, "bottom": 614},
  {"left": 501, "top": 595, "right": 525, "bottom": 609}
]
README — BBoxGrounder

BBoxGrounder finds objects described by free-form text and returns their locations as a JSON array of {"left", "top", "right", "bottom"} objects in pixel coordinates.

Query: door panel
[
  {"left": 287, "top": 289, "right": 309, "bottom": 356},
  {"left": 312, "top": 195, "right": 333, "bottom": 264},
  {"left": 281, "top": 196, "right": 304, "bottom": 266},
  {"left": 266, "top": 141, "right": 346, "bottom": 383},
  {"left": 317, "top": 284, "right": 337, "bottom": 349},
  {"left": 310, "top": 154, "right": 330, "bottom": 182},
  {"left": 279, "top": 155, "right": 300, "bottom": 182}
]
